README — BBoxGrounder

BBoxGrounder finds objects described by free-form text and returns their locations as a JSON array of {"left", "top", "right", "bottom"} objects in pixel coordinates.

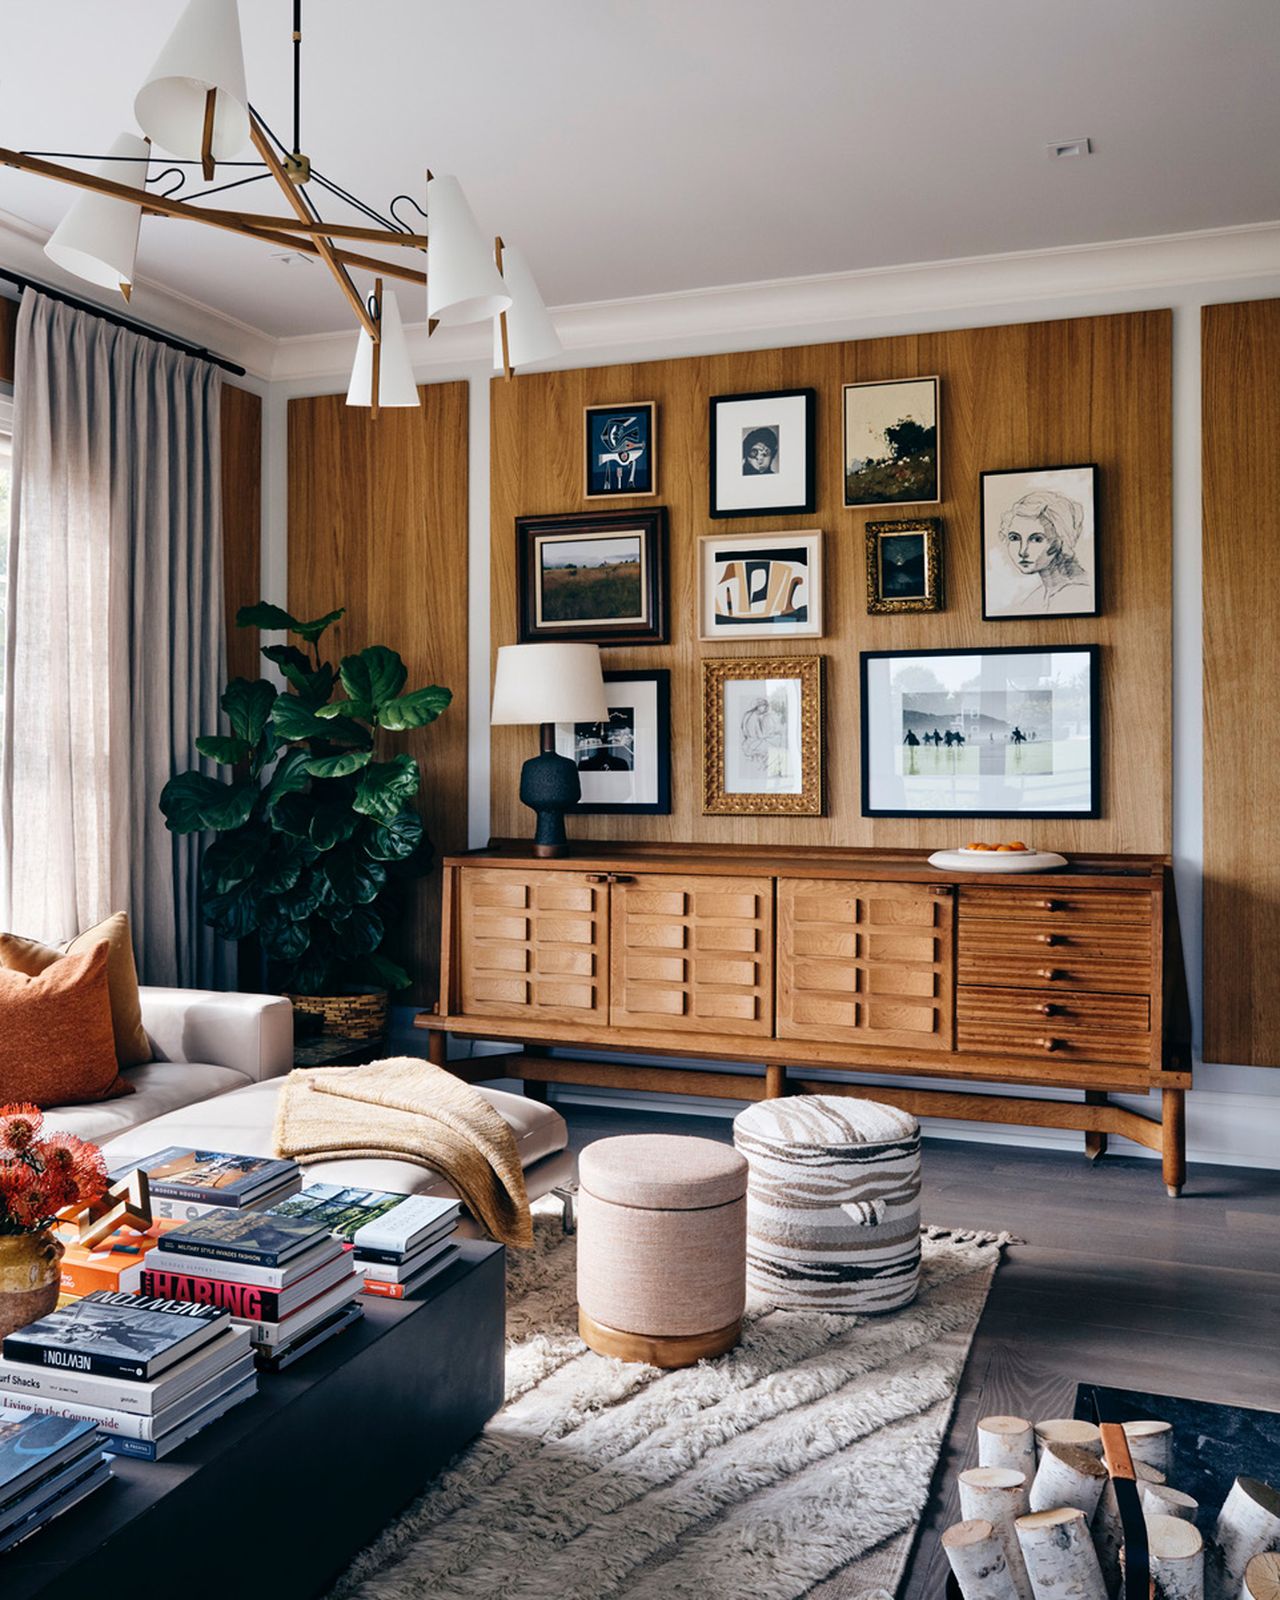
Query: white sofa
[{"left": 44, "top": 987, "right": 574, "bottom": 1215}]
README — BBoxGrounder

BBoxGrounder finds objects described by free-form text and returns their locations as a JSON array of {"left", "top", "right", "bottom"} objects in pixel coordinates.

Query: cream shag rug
[{"left": 331, "top": 1203, "right": 1010, "bottom": 1600}]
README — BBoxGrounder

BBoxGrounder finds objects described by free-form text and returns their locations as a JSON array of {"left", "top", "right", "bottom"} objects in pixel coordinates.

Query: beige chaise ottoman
[{"left": 576, "top": 1134, "right": 747, "bottom": 1368}]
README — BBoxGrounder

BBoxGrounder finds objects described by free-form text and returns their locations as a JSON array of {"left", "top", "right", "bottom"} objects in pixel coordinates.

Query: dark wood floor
[{"left": 555, "top": 1099, "right": 1280, "bottom": 1600}]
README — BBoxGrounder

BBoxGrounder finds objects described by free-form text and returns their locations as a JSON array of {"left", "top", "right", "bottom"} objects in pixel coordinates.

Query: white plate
[{"left": 926, "top": 848, "right": 1068, "bottom": 873}]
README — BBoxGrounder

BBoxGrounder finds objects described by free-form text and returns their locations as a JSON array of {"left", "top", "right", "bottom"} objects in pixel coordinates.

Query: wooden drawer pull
[
  {"left": 1035, "top": 898, "right": 1064, "bottom": 911},
  {"left": 609, "top": 874, "right": 636, "bottom": 884},
  {"left": 1037, "top": 933, "right": 1066, "bottom": 946},
  {"left": 929, "top": 884, "right": 953, "bottom": 896},
  {"left": 585, "top": 874, "right": 610, "bottom": 884},
  {"left": 1037, "top": 1037, "right": 1062, "bottom": 1052},
  {"left": 1037, "top": 968, "right": 1065, "bottom": 981},
  {"left": 1040, "top": 1003, "right": 1063, "bottom": 1017}
]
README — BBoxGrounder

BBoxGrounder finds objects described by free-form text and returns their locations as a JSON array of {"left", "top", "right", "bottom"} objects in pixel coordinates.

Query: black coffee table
[{"left": 3, "top": 1241, "right": 505, "bottom": 1600}]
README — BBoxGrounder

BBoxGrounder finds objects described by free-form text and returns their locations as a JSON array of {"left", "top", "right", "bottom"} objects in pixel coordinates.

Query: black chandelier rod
[
  {"left": 293, "top": 0, "right": 303, "bottom": 156},
  {"left": 0, "top": 270, "right": 246, "bottom": 377}
]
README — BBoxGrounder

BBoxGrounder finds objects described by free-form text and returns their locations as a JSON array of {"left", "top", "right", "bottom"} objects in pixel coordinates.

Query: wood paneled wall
[
  {"left": 1202, "top": 299, "right": 1280, "bottom": 1067},
  {"left": 491, "top": 311, "right": 1173, "bottom": 855},
  {"left": 288, "top": 383, "right": 469, "bottom": 1006},
  {"left": 220, "top": 383, "right": 262, "bottom": 683}
]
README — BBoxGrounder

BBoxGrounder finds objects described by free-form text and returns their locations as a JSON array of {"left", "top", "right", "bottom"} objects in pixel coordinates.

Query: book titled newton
[{"left": 2, "top": 1291, "right": 229, "bottom": 1382}]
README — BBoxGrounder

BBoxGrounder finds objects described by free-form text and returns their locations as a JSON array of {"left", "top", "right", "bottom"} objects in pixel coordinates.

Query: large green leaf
[
  {"left": 258, "top": 916, "right": 311, "bottom": 961},
  {"left": 363, "top": 809, "right": 423, "bottom": 861},
  {"left": 196, "top": 734, "right": 252, "bottom": 767},
  {"left": 316, "top": 851, "right": 387, "bottom": 909},
  {"left": 260, "top": 642, "right": 311, "bottom": 676},
  {"left": 237, "top": 602, "right": 345, "bottom": 643},
  {"left": 359, "top": 951, "right": 413, "bottom": 992},
  {"left": 160, "top": 772, "right": 257, "bottom": 834},
  {"left": 339, "top": 905, "right": 384, "bottom": 956},
  {"left": 202, "top": 879, "right": 261, "bottom": 939},
  {"left": 340, "top": 646, "right": 407, "bottom": 713},
  {"left": 201, "top": 831, "right": 269, "bottom": 895},
  {"left": 353, "top": 755, "right": 420, "bottom": 821},
  {"left": 258, "top": 839, "right": 304, "bottom": 893},
  {"left": 222, "top": 678, "right": 277, "bottom": 746},
  {"left": 271, "top": 696, "right": 336, "bottom": 744},
  {"left": 310, "top": 804, "right": 359, "bottom": 852},
  {"left": 314, "top": 699, "right": 371, "bottom": 723},
  {"left": 377, "top": 684, "right": 452, "bottom": 732},
  {"left": 268, "top": 792, "right": 313, "bottom": 839},
  {"left": 275, "top": 877, "right": 320, "bottom": 922},
  {"left": 303, "top": 750, "right": 372, "bottom": 779}
]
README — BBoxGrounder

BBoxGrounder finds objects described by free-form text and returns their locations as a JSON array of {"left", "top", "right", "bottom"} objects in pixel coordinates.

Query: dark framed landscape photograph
[
  {"left": 554, "top": 669, "right": 671, "bottom": 813},
  {"left": 981, "top": 463, "right": 1099, "bottom": 619},
  {"left": 584, "top": 402, "right": 656, "bottom": 498},
  {"left": 516, "top": 508, "right": 668, "bottom": 644},
  {"left": 698, "top": 529, "right": 823, "bottom": 640},
  {"left": 860, "top": 644, "right": 1099, "bottom": 818},
  {"left": 709, "top": 387, "right": 816, "bottom": 518},
  {"left": 865, "top": 518, "right": 943, "bottom": 614},
  {"left": 843, "top": 376, "right": 940, "bottom": 508}
]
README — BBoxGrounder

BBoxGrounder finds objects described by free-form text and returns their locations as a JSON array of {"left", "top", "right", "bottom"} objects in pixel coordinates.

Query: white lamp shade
[
  {"left": 346, "top": 290, "right": 421, "bottom": 409},
  {"left": 491, "top": 644, "right": 608, "bottom": 726},
  {"left": 493, "top": 242, "right": 561, "bottom": 371},
  {"left": 134, "top": 0, "right": 249, "bottom": 160},
  {"left": 426, "top": 175, "right": 512, "bottom": 327},
  {"left": 44, "top": 132, "right": 150, "bottom": 294}
]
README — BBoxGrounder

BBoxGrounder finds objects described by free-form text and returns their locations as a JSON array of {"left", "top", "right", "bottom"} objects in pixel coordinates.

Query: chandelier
[{"left": 0, "top": 0, "right": 561, "bottom": 409}]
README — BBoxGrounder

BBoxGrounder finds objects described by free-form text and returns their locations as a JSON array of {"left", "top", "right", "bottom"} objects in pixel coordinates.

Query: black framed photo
[
  {"left": 981, "top": 464, "right": 1099, "bottom": 619},
  {"left": 516, "top": 508, "right": 668, "bottom": 644},
  {"left": 843, "top": 376, "right": 940, "bottom": 508},
  {"left": 584, "top": 402, "right": 656, "bottom": 498},
  {"left": 554, "top": 669, "right": 671, "bottom": 814},
  {"left": 709, "top": 388, "right": 816, "bottom": 518},
  {"left": 860, "top": 645, "right": 1100, "bottom": 818}
]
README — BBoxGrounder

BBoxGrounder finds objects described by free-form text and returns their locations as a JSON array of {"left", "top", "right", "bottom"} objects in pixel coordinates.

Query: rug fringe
[{"left": 922, "top": 1223, "right": 1021, "bottom": 1248}]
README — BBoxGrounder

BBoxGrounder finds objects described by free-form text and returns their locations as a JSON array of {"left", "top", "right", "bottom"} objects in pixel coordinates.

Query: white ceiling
[{"left": 1, "top": 0, "right": 1279, "bottom": 341}]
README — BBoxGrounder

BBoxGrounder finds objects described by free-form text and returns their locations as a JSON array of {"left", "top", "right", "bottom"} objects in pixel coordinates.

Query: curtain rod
[{"left": 0, "top": 269, "right": 247, "bottom": 378}]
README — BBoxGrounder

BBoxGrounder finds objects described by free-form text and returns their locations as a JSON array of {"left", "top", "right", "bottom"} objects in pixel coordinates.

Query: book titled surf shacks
[
  {"left": 2, "top": 1291, "right": 230, "bottom": 1382},
  {"left": 156, "top": 1209, "right": 331, "bottom": 1268}
]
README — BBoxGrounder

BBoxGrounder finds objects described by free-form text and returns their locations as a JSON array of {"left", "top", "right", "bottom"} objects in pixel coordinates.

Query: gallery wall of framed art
[{"left": 489, "top": 307, "right": 1172, "bottom": 853}]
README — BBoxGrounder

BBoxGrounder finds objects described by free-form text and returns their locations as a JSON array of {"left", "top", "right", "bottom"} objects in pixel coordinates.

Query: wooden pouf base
[{"left": 579, "top": 1307, "right": 742, "bottom": 1369}]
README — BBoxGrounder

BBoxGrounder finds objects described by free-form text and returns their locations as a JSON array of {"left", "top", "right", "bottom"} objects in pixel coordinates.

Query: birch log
[
  {"left": 1123, "top": 1420, "right": 1174, "bottom": 1476},
  {"left": 980, "top": 1416, "right": 1037, "bottom": 1479},
  {"left": 1030, "top": 1441, "right": 1110, "bottom": 1519},
  {"left": 1035, "top": 1419, "right": 1104, "bottom": 1459},
  {"left": 1212, "top": 1478, "right": 1280, "bottom": 1600},
  {"left": 1144, "top": 1513, "right": 1205, "bottom": 1600},
  {"left": 1017, "top": 1507, "right": 1108, "bottom": 1600},
  {"left": 1142, "top": 1484, "right": 1199, "bottom": 1523},
  {"left": 961, "top": 1468, "right": 1034, "bottom": 1600},
  {"left": 1097, "top": 1466, "right": 1170, "bottom": 1593},
  {"left": 1243, "top": 1553, "right": 1280, "bottom": 1600},
  {"left": 944, "top": 1519, "right": 1025, "bottom": 1600}
]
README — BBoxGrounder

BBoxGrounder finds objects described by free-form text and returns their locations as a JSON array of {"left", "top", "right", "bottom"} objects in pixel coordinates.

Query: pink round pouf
[{"left": 576, "top": 1133, "right": 747, "bottom": 1367}]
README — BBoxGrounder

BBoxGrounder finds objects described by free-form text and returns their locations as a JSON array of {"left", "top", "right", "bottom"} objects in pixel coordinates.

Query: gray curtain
[{"left": 1, "top": 289, "right": 233, "bottom": 989}]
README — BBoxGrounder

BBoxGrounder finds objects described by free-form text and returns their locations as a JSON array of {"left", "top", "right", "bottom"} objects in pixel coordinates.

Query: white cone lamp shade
[
  {"left": 426, "top": 175, "right": 512, "bottom": 326},
  {"left": 493, "top": 242, "right": 561, "bottom": 371},
  {"left": 44, "top": 132, "right": 151, "bottom": 295},
  {"left": 346, "top": 290, "right": 420, "bottom": 409},
  {"left": 491, "top": 644, "right": 608, "bottom": 726},
  {"left": 134, "top": 0, "right": 249, "bottom": 160}
]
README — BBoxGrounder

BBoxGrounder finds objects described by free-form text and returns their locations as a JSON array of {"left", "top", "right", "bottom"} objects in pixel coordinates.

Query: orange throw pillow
[
  {"left": 0, "top": 912, "right": 151, "bottom": 1068},
  {"left": 0, "top": 943, "right": 133, "bottom": 1107}
]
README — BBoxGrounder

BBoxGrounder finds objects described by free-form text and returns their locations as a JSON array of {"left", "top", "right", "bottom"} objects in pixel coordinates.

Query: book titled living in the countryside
[
  {"left": 2, "top": 1291, "right": 229, "bottom": 1382},
  {"left": 109, "top": 1147, "right": 297, "bottom": 1207},
  {"left": 157, "top": 1210, "right": 330, "bottom": 1268}
]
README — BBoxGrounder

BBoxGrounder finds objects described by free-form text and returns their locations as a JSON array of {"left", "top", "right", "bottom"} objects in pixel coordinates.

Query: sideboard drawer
[
  {"left": 958, "top": 987, "right": 1151, "bottom": 1065},
  {"left": 957, "top": 919, "right": 1152, "bottom": 993},
  {"left": 958, "top": 886, "right": 1151, "bottom": 926}
]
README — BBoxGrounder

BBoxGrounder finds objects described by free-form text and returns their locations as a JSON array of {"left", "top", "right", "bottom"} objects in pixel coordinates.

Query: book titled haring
[{"left": 1, "top": 1291, "right": 230, "bottom": 1382}]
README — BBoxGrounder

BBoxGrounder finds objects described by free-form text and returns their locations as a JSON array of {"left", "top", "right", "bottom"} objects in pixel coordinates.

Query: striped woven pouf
[{"left": 732, "top": 1095, "right": 922, "bottom": 1313}]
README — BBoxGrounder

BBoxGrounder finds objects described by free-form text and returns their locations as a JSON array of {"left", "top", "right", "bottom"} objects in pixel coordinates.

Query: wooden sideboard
[{"left": 417, "top": 842, "right": 1192, "bottom": 1195}]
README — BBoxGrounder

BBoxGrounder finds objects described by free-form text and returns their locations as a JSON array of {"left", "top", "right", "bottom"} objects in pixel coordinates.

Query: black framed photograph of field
[
  {"left": 709, "top": 388, "right": 816, "bottom": 518},
  {"left": 584, "top": 402, "right": 656, "bottom": 498},
  {"left": 516, "top": 508, "right": 668, "bottom": 644},
  {"left": 865, "top": 518, "right": 943, "bottom": 614},
  {"left": 860, "top": 644, "right": 1099, "bottom": 818},
  {"left": 554, "top": 669, "right": 671, "bottom": 813},
  {"left": 843, "top": 376, "right": 940, "bottom": 508}
]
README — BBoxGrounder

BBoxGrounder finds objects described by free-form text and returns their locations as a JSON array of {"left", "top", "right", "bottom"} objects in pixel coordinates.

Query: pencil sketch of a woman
[
  {"left": 998, "top": 488, "right": 1091, "bottom": 613},
  {"left": 740, "top": 695, "right": 788, "bottom": 776}
]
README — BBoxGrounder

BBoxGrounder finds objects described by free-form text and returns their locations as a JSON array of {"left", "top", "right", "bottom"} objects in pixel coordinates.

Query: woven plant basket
[{"left": 286, "top": 988, "right": 389, "bottom": 1041}]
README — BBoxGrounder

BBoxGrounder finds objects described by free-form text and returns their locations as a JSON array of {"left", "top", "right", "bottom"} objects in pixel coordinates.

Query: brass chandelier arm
[{"left": 248, "top": 113, "right": 377, "bottom": 339}]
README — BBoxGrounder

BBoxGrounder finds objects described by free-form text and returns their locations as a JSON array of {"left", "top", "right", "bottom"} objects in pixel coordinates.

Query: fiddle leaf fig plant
[{"left": 160, "top": 602, "right": 451, "bottom": 995}]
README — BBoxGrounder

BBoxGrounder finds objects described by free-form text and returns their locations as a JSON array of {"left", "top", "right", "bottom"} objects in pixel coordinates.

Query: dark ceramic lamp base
[{"left": 519, "top": 724, "right": 581, "bottom": 857}]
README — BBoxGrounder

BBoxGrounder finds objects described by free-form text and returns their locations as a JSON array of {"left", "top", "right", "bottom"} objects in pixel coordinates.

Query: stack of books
[
  {"left": 138, "top": 1211, "right": 363, "bottom": 1371},
  {"left": 0, "top": 1408, "right": 110, "bottom": 1553},
  {"left": 54, "top": 1218, "right": 184, "bottom": 1300},
  {"left": 271, "top": 1183, "right": 463, "bottom": 1298},
  {"left": 110, "top": 1147, "right": 302, "bottom": 1221},
  {"left": 0, "top": 1291, "right": 256, "bottom": 1461}
]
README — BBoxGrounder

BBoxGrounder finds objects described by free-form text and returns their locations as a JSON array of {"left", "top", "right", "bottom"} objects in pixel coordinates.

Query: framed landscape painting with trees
[{"left": 843, "top": 376, "right": 940, "bottom": 508}]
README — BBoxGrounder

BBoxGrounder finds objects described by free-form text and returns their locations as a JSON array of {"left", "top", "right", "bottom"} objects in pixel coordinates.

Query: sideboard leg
[
  {"left": 1084, "top": 1090, "right": 1109, "bottom": 1161},
  {"left": 764, "top": 1063, "right": 787, "bottom": 1099},
  {"left": 522, "top": 1044, "right": 551, "bottom": 1102},
  {"left": 1162, "top": 1087, "right": 1186, "bottom": 1197},
  {"left": 426, "top": 1028, "right": 447, "bottom": 1067}
]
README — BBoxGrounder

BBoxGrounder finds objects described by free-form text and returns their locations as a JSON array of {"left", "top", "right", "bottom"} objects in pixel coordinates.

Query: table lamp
[{"left": 491, "top": 642, "right": 608, "bottom": 856}]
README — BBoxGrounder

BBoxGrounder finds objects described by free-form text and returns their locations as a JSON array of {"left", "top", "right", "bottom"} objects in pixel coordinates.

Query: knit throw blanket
[{"left": 272, "top": 1058, "right": 533, "bottom": 1248}]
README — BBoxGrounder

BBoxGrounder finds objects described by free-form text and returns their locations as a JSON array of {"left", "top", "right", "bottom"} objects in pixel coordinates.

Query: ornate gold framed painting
[
  {"left": 865, "top": 518, "right": 943, "bottom": 614},
  {"left": 701, "top": 655, "right": 823, "bottom": 816}
]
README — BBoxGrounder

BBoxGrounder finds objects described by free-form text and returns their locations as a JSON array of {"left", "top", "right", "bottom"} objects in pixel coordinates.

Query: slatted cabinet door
[
  {"left": 456, "top": 868, "right": 609, "bottom": 1024},
  {"left": 777, "top": 878, "right": 954, "bottom": 1050},
  {"left": 609, "top": 874, "right": 774, "bottom": 1036}
]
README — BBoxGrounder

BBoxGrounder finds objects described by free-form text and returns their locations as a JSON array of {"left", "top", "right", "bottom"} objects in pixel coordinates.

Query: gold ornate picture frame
[
  {"left": 865, "top": 517, "right": 943, "bottom": 614},
  {"left": 701, "top": 655, "right": 823, "bottom": 816}
]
